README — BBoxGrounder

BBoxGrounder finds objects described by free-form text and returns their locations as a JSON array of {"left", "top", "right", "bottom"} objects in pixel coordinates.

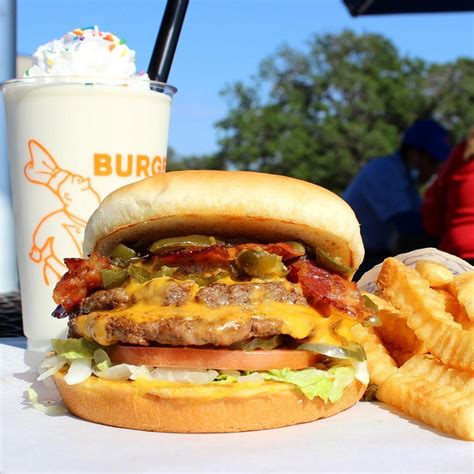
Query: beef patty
[
  {"left": 68, "top": 280, "right": 308, "bottom": 346},
  {"left": 196, "top": 281, "right": 307, "bottom": 307},
  {"left": 75, "top": 287, "right": 131, "bottom": 316},
  {"left": 69, "top": 316, "right": 284, "bottom": 346}
]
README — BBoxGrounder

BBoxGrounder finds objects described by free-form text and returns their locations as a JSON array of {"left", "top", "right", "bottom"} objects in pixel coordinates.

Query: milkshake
[{"left": 2, "top": 27, "right": 176, "bottom": 348}]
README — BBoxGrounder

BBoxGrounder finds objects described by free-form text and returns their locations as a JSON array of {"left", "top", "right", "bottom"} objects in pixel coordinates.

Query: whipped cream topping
[{"left": 25, "top": 26, "right": 148, "bottom": 79}]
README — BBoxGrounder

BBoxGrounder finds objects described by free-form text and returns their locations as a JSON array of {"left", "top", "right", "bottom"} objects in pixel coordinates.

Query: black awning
[{"left": 344, "top": 0, "right": 474, "bottom": 16}]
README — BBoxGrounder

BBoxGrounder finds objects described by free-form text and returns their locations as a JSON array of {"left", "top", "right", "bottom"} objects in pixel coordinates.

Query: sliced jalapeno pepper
[
  {"left": 128, "top": 266, "right": 153, "bottom": 283},
  {"left": 236, "top": 249, "right": 287, "bottom": 278},
  {"left": 361, "top": 295, "right": 381, "bottom": 327},
  {"left": 101, "top": 269, "right": 129, "bottom": 289},
  {"left": 298, "top": 342, "right": 366, "bottom": 362},
  {"left": 149, "top": 235, "right": 218, "bottom": 254},
  {"left": 284, "top": 241, "right": 306, "bottom": 255},
  {"left": 109, "top": 244, "right": 137, "bottom": 259},
  {"left": 128, "top": 264, "right": 178, "bottom": 283},
  {"left": 315, "top": 248, "right": 353, "bottom": 277},
  {"left": 158, "top": 266, "right": 178, "bottom": 278}
]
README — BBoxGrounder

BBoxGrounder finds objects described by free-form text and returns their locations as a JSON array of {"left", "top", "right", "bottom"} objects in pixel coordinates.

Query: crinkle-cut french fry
[
  {"left": 377, "top": 355, "right": 474, "bottom": 440},
  {"left": 378, "top": 258, "right": 456, "bottom": 325},
  {"left": 415, "top": 260, "right": 454, "bottom": 288},
  {"left": 362, "top": 293, "right": 426, "bottom": 354},
  {"left": 386, "top": 347, "right": 414, "bottom": 367},
  {"left": 452, "top": 310, "right": 474, "bottom": 332},
  {"left": 437, "top": 289, "right": 465, "bottom": 318},
  {"left": 400, "top": 354, "right": 474, "bottom": 392},
  {"left": 437, "top": 289, "right": 474, "bottom": 331},
  {"left": 378, "top": 258, "right": 474, "bottom": 371},
  {"left": 449, "top": 272, "right": 474, "bottom": 322},
  {"left": 351, "top": 324, "right": 398, "bottom": 386},
  {"left": 378, "top": 312, "right": 426, "bottom": 354}
]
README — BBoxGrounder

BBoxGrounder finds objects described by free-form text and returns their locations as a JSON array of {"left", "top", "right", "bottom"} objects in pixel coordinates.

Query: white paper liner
[{"left": 357, "top": 247, "right": 473, "bottom": 293}]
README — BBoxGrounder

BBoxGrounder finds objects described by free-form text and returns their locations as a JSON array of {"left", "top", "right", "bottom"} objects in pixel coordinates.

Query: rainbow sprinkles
[{"left": 24, "top": 26, "right": 147, "bottom": 79}]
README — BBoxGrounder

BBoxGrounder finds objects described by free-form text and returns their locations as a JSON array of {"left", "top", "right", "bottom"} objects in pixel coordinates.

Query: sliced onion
[
  {"left": 64, "top": 358, "right": 92, "bottom": 385},
  {"left": 150, "top": 368, "right": 219, "bottom": 384},
  {"left": 93, "top": 363, "right": 132, "bottom": 380},
  {"left": 37, "top": 357, "right": 67, "bottom": 381},
  {"left": 40, "top": 355, "right": 66, "bottom": 369},
  {"left": 237, "top": 372, "right": 264, "bottom": 383},
  {"left": 352, "top": 360, "right": 370, "bottom": 386},
  {"left": 129, "top": 365, "right": 153, "bottom": 381}
]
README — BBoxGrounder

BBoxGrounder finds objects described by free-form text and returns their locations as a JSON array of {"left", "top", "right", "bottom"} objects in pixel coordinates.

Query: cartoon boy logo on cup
[{"left": 24, "top": 140, "right": 101, "bottom": 285}]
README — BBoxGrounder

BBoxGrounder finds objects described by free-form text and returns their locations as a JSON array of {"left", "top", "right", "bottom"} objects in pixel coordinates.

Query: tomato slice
[{"left": 108, "top": 345, "right": 321, "bottom": 371}]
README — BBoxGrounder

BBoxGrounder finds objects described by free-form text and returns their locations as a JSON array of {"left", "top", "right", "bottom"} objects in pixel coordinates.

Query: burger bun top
[{"left": 83, "top": 171, "right": 364, "bottom": 274}]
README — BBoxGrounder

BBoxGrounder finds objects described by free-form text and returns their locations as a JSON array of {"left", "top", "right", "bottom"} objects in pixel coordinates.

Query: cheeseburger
[{"left": 48, "top": 170, "right": 375, "bottom": 432}]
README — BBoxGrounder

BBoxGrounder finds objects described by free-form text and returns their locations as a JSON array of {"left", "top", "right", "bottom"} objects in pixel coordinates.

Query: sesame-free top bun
[
  {"left": 53, "top": 370, "right": 365, "bottom": 433},
  {"left": 83, "top": 171, "right": 364, "bottom": 273}
]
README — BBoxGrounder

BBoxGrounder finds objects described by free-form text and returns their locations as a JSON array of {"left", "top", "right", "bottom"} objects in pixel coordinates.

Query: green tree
[
  {"left": 174, "top": 31, "right": 473, "bottom": 194},
  {"left": 166, "top": 148, "right": 221, "bottom": 171},
  {"left": 422, "top": 58, "right": 474, "bottom": 141}
]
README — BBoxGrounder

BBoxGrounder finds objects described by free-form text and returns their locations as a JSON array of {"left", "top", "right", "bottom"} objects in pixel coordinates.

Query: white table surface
[{"left": 1, "top": 338, "right": 473, "bottom": 473}]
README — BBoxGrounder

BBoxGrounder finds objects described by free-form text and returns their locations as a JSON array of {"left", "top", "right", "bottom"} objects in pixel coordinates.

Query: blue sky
[{"left": 18, "top": 0, "right": 474, "bottom": 156}]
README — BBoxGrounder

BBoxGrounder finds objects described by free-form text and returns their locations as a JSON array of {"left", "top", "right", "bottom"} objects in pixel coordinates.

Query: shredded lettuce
[
  {"left": 96, "top": 361, "right": 109, "bottom": 371},
  {"left": 47, "top": 338, "right": 361, "bottom": 402},
  {"left": 47, "top": 339, "right": 105, "bottom": 385},
  {"left": 326, "top": 366, "right": 356, "bottom": 402},
  {"left": 93, "top": 348, "right": 111, "bottom": 371},
  {"left": 51, "top": 338, "right": 100, "bottom": 360},
  {"left": 27, "top": 387, "right": 68, "bottom": 415},
  {"left": 214, "top": 373, "right": 238, "bottom": 383},
  {"left": 262, "top": 366, "right": 356, "bottom": 403},
  {"left": 237, "top": 372, "right": 265, "bottom": 383}
]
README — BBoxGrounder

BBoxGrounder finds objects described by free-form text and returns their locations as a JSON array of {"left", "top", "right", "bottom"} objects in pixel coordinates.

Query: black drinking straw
[{"left": 148, "top": 0, "right": 189, "bottom": 82}]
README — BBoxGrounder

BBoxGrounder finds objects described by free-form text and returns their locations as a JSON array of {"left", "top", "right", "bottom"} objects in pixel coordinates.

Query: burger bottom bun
[{"left": 53, "top": 372, "right": 365, "bottom": 433}]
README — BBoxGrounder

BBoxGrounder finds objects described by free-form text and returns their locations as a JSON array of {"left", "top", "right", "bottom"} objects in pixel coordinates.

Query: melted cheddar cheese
[{"left": 73, "top": 276, "right": 359, "bottom": 346}]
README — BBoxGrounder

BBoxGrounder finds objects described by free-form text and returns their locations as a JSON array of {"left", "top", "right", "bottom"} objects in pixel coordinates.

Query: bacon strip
[
  {"left": 288, "top": 259, "right": 370, "bottom": 320},
  {"left": 53, "top": 252, "right": 110, "bottom": 312},
  {"left": 156, "top": 242, "right": 305, "bottom": 270},
  {"left": 156, "top": 245, "right": 231, "bottom": 267}
]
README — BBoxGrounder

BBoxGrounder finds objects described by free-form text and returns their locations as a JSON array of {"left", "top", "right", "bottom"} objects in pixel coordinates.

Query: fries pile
[{"left": 353, "top": 257, "right": 474, "bottom": 441}]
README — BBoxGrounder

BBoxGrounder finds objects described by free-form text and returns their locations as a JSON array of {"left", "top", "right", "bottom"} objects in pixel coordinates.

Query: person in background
[
  {"left": 423, "top": 129, "right": 474, "bottom": 265},
  {"left": 343, "top": 119, "right": 451, "bottom": 276}
]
